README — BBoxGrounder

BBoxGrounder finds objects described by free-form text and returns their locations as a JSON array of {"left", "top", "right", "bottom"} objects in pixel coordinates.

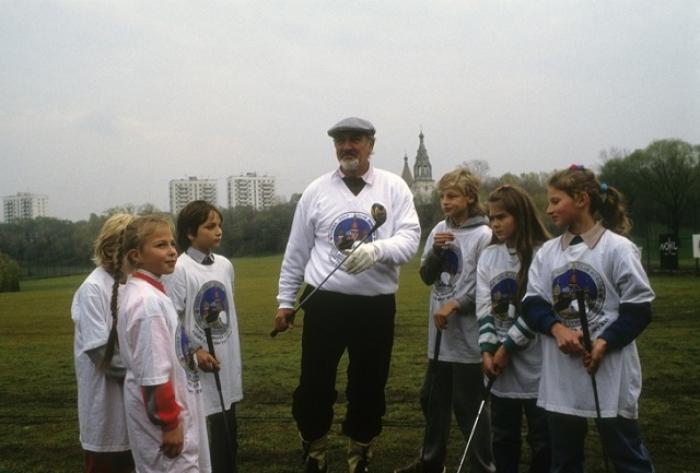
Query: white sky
[{"left": 1, "top": 1, "right": 699, "bottom": 221}]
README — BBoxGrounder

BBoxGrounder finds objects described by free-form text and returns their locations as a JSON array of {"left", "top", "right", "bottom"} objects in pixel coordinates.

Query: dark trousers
[
  {"left": 420, "top": 361, "right": 495, "bottom": 473},
  {"left": 207, "top": 404, "right": 238, "bottom": 473},
  {"left": 83, "top": 450, "right": 134, "bottom": 473},
  {"left": 547, "top": 411, "right": 654, "bottom": 473},
  {"left": 490, "top": 395, "right": 550, "bottom": 473},
  {"left": 292, "top": 288, "right": 396, "bottom": 443}
]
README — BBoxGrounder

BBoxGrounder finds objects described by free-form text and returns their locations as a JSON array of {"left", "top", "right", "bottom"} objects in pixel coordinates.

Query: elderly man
[{"left": 273, "top": 117, "right": 421, "bottom": 473}]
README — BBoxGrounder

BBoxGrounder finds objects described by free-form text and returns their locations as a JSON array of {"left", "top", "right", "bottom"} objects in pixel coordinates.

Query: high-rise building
[
  {"left": 227, "top": 173, "right": 276, "bottom": 210},
  {"left": 2, "top": 192, "right": 48, "bottom": 222},
  {"left": 401, "top": 130, "right": 435, "bottom": 202},
  {"left": 169, "top": 177, "right": 218, "bottom": 215}
]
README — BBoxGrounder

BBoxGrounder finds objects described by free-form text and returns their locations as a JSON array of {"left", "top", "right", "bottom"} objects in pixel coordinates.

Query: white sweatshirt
[{"left": 277, "top": 165, "right": 420, "bottom": 308}]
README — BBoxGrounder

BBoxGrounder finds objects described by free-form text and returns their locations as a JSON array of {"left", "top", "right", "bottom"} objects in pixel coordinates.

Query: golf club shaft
[
  {"left": 456, "top": 377, "right": 494, "bottom": 473},
  {"left": 269, "top": 221, "right": 381, "bottom": 337},
  {"left": 575, "top": 290, "right": 610, "bottom": 473},
  {"left": 204, "top": 327, "right": 234, "bottom": 453}
]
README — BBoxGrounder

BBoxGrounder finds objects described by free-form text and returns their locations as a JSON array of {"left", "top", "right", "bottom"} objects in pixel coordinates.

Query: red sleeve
[{"left": 141, "top": 381, "right": 181, "bottom": 431}]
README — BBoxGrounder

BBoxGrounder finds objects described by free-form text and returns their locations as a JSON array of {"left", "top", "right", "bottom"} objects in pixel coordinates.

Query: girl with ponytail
[
  {"left": 71, "top": 213, "right": 135, "bottom": 473},
  {"left": 522, "top": 165, "right": 655, "bottom": 472}
]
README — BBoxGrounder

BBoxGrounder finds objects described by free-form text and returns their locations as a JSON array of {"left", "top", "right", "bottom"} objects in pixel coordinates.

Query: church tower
[{"left": 412, "top": 130, "right": 435, "bottom": 202}]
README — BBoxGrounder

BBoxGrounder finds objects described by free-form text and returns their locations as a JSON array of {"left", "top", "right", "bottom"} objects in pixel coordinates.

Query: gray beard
[{"left": 339, "top": 157, "right": 360, "bottom": 173}]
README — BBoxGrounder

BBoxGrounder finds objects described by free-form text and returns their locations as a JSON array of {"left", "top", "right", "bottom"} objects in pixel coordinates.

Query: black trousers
[
  {"left": 292, "top": 287, "right": 396, "bottom": 443},
  {"left": 419, "top": 362, "right": 494, "bottom": 472},
  {"left": 207, "top": 404, "right": 238, "bottom": 473}
]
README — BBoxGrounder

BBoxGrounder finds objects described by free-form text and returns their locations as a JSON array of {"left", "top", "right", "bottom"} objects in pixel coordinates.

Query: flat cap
[{"left": 327, "top": 117, "right": 376, "bottom": 138}]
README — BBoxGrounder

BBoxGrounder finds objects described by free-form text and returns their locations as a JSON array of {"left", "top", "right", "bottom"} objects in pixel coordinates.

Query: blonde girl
[
  {"left": 522, "top": 165, "right": 654, "bottom": 472},
  {"left": 103, "top": 215, "right": 210, "bottom": 473},
  {"left": 476, "top": 185, "right": 551, "bottom": 473},
  {"left": 72, "top": 213, "right": 135, "bottom": 473}
]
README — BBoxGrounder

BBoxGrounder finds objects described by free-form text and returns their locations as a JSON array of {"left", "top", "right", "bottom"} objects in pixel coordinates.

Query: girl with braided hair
[
  {"left": 104, "top": 215, "right": 211, "bottom": 473},
  {"left": 71, "top": 213, "right": 136, "bottom": 473}
]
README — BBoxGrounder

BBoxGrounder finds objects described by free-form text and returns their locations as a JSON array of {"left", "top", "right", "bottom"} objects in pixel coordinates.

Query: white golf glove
[{"left": 342, "top": 242, "right": 378, "bottom": 274}]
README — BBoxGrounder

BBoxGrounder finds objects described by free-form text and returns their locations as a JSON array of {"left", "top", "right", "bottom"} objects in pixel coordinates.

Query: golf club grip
[
  {"left": 269, "top": 307, "right": 299, "bottom": 337},
  {"left": 204, "top": 327, "right": 223, "bottom": 391},
  {"left": 269, "top": 221, "right": 383, "bottom": 338},
  {"left": 575, "top": 290, "right": 593, "bottom": 352},
  {"left": 485, "top": 376, "right": 495, "bottom": 398},
  {"left": 432, "top": 329, "right": 442, "bottom": 363}
]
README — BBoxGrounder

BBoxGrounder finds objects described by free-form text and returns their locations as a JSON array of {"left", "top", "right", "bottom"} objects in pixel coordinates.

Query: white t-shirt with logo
[
  {"left": 71, "top": 266, "right": 130, "bottom": 452},
  {"left": 165, "top": 253, "right": 243, "bottom": 416},
  {"left": 525, "top": 231, "right": 654, "bottom": 419},
  {"left": 118, "top": 274, "right": 211, "bottom": 473}
]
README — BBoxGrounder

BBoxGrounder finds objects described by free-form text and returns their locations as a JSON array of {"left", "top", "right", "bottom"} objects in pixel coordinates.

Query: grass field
[{"left": 1, "top": 254, "right": 698, "bottom": 472}]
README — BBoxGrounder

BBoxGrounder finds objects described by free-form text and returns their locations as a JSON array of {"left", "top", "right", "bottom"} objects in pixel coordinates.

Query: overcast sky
[{"left": 2, "top": 1, "right": 699, "bottom": 221}]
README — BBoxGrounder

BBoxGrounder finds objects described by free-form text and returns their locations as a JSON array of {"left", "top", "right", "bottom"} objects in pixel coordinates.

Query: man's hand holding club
[{"left": 342, "top": 241, "right": 379, "bottom": 274}]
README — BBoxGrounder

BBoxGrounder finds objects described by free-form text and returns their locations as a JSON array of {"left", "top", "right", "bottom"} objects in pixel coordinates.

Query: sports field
[{"left": 0, "top": 254, "right": 698, "bottom": 472}]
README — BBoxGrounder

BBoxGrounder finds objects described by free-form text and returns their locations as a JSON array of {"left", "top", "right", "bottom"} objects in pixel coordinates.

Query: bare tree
[{"left": 460, "top": 159, "right": 490, "bottom": 181}]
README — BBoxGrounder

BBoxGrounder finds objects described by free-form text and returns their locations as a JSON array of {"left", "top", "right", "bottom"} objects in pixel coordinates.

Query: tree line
[{"left": 1, "top": 138, "right": 698, "bottom": 279}]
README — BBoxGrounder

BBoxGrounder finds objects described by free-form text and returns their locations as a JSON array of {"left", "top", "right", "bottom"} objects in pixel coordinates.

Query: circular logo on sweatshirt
[
  {"left": 174, "top": 323, "right": 202, "bottom": 390},
  {"left": 328, "top": 212, "right": 376, "bottom": 267},
  {"left": 433, "top": 243, "right": 463, "bottom": 299},
  {"left": 490, "top": 272, "right": 517, "bottom": 325},
  {"left": 551, "top": 262, "right": 606, "bottom": 333},
  {"left": 193, "top": 280, "right": 232, "bottom": 340}
]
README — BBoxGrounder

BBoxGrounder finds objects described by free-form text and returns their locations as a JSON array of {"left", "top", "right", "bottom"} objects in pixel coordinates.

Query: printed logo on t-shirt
[
  {"left": 175, "top": 323, "right": 203, "bottom": 392},
  {"left": 489, "top": 272, "right": 517, "bottom": 329},
  {"left": 328, "top": 212, "right": 376, "bottom": 269},
  {"left": 193, "top": 281, "right": 232, "bottom": 342},
  {"left": 432, "top": 243, "right": 463, "bottom": 300},
  {"left": 551, "top": 262, "right": 607, "bottom": 335}
]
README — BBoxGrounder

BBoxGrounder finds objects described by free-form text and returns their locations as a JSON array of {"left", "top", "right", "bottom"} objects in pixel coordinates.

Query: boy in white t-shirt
[
  {"left": 71, "top": 213, "right": 135, "bottom": 473},
  {"left": 166, "top": 200, "right": 243, "bottom": 473}
]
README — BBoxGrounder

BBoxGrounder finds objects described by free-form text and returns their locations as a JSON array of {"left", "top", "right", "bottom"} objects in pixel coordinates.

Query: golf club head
[{"left": 371, "top": 202, "right": 387, "bottom": 229}]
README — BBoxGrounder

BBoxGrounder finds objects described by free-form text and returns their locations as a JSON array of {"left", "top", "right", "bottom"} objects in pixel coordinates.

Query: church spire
[
  {"left": 401, "top": 152, "right": 413, "bottom": 186},
  {"left": 414, "top": 129, "right": 432, "bottom": 181}
]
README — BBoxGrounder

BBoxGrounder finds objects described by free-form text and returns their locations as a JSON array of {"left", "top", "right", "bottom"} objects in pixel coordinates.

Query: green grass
[{"left": 0, "top": 255, "right": 698, "bottom": 472}]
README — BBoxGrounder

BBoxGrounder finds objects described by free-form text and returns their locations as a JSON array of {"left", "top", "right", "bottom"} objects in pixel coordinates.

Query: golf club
[
  {"left": 575, "top": 289, "right": 610, "bottom": 473},
  {"left": 203, "top": 310, "right": 235, "bottom": 464},
  {"left": 419, "top": 328, "right": 442, "bottom": 465},
  {"left": 270, "top": 203, "right": 387, "bottom": 337},
  {"left": 455, "top": 377, "right": 494, "bottom": 473}
]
